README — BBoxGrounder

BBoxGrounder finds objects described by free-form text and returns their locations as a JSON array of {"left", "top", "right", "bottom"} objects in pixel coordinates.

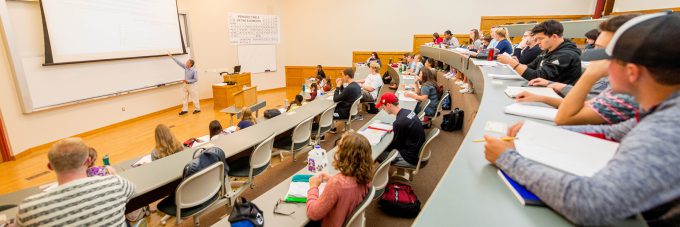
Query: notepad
[
  {"left": 497, "top": 170, "right": 545, "bottom": 206},
  {"left": 285, "top": 174, "right": 325, "bottom": 203},
  {"left": 514, "top": 121, "right": 619, "bottom": 177},
  {"left": 368, "top": 122, "right": 393, "bottom": 132},
  {"left": 132, "top": 154, "right": 152, "bottom": 167},
  {"left": 359, "top": 128, "right": 388, "bottom": 145},
  {"left": 489, "top": 73, "right": 524, "bottom": 80},
  {"left": 504, "top": 86, "right": 562, "bottom": 99},
  {"left": 473, "top": 60, "right": 498, "bottom": 66},
  {"left": 504, "top": 103, "right": 557, "bottom": 121}
]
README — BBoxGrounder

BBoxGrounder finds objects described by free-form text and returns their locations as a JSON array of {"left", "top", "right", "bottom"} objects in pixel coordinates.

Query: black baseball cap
[{"left": 581, "top": 12, "right": 680, "bottom": 70}]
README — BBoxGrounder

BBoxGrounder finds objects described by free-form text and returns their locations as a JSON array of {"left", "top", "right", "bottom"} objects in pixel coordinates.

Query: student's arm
[
  {"left": 492, "top": 119, "right": 677, "bottom": 225},
  {"left": 560, "top": 117, "right": 637, "bottom": 142},
  {"left": 554, "top": 60, "right": 609, "bottom": 125},
  {"left": 116, "top": 175, "right": 136, "bottom": 201},
  {"left": 306, "top": 176, "right": 339, "bottom": 221},
  {"left": 514, "top": 91, "right": 562, "bottom": 108},
  {"left": 516, "top": 55, "right": 563, "bottom": 81},
  {"left": 384, "top": 121, "right": 406, "bottom": 155},
  {"left": 333, "top": 85, "right": 349, "bottom": 103}
]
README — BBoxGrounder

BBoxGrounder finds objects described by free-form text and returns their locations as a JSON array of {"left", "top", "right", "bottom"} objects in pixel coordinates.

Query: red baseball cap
[{"left": 375, "top": 92, "right": 398, "bottom": 109}]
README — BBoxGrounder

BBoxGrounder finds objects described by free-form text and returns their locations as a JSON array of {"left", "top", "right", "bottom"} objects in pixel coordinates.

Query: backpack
[
  {"left": 441, "top": 108, "right": 464, "bottom": 132},
  {"left": 441, "top": 92, "right": 451, "bottom": 110},
  {"left": 228, "top": 197, "right": 264, "bottom": 227},
  {"left": 378, "top": 182, "right": 421, "bottom": 218},
  {"left": 263, "top": 109, "right": 281, "bottom": 119}
]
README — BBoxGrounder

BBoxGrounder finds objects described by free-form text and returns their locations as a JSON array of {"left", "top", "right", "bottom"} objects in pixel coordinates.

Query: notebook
[
  {"left": 504, "top": 103, "right": 557, "bottom": 121},
  {"left": 132, "top": 155, "right": 153, "bottom": 167},
  {"left": 514, "top": 121, "right": 619, "bottom": 177},
  {"left": 497, "top": 170, "right": 545, "bottom": 206},
  {"left": 367, "top": 122, "right": 393, "bottom": 132},
  {"left": 489, "top": 73, "right": 524, "bottom": 80},
  {"left": 504, "top": 86, "right": 562, "bottom": 99},
  {"left": 472, "top": 60, "right": 498, "bottom": 66},
  {"left": 285, "top": 174, "right": 325, "bottom": 203},
  {"left": 359, "top": 128, "right": 388, "bottom": 145}
]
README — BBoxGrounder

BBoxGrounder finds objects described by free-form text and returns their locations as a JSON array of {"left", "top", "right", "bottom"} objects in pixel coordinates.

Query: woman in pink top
[{"left": 307, "top": 132, "right": 374, "bottom": 227}]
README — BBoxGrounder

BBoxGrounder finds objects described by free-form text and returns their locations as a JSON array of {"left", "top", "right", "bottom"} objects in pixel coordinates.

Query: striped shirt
[
  {"left": 16, "top": 175, "right": 135, "bottom": 227},
  {"left": 587, "top": 86, "right": 639, "bottom": 124}
]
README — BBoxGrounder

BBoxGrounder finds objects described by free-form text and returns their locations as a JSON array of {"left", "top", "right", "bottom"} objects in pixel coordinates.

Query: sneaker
[
  {"left": 354, "top": 115, "right": 364, "bottom": 121},
  {"left": 193, "top": 110, "right": 201, "bottom": 114},
  {"left": 179, "top": 111, "right": 188, "bottom": 115},
  {"left": 455, "top": 80, "right": 464, "bottom": 86},
  {"left": 461, "top": 83, "right": 469, "bottom": 89},
  {"left": 459, "top": 87, "right": 473, "bottom": 94}
]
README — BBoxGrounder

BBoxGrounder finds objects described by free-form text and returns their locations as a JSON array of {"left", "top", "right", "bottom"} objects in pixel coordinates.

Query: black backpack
[
  {"left": 228, "top": 197, "right": 264, "bottom": 227},
  {"left": 378, "top": 182, "right": 421, "bottom": 218},
  {"left": 441, "top": 108, "right": 464, "bottom": 131},
  {"left": 263, "top": 109, "right": 281, "bottom": 119}
]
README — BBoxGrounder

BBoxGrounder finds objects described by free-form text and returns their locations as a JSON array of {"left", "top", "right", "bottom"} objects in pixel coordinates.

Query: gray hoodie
[{"left": 496, "top": 90, "right": 680, "bottom": 225}]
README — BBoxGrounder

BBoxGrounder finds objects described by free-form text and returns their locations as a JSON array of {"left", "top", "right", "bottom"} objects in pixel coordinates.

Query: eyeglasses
[{"left": 273, "top": 199, "right": 295, "bottom": 216}]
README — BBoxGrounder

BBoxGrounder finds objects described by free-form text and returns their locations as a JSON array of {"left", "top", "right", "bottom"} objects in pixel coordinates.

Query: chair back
[
  {"left": 349, "top": 98, "right": 361, "bottom": 118},
  {"left": 319, "top": 104, "right": 337, "bottom": 129},
  {"left": 343, "top": 186, "right": 376, "bottom": 227},
  {"left": 415, "top": 128, "right": 440, "bottom": 174},
  {"left": 176, "top": 162, "right": 224, "bottom": 209},
  {"left": 292, "top": 116, "right": 314, "bottom": 145},
  {"left": 434, "top": 92, "right": 450, "bottom": 120},
  {"left": 251, "top": 133, "right": 276, "bottom": 172},
  {"left": 419, "top": 99, "right": 431, "bottom": 119},
  {"left": 373, "top": 150, "right": 398, "bottom": 192}
]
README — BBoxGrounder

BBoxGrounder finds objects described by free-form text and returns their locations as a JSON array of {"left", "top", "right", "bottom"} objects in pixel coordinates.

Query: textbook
[
  {"left": 504, "top": 103, "right": 557, "bottom": 121},
  {"left": 358, "top": 128, "right": 388, "bottom": 145},
  {"left": 514, "top": 121, "right": 619, "bottom": 177},
  {"left": 368, "top": 122, "right": 393, "bottom": 132},
  {"left": 497, "top": 170, "right": 545, "bottom": 206},
  {"left": 504, "top": 86, "right": 562, "bottom": 99}
]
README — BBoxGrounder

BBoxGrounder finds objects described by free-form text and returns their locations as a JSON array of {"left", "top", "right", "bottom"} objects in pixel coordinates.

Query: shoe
[
  {"left": 455, "top": 80, "right": 464, "bottom": 86},
  {"left": 355, "top": 115, "right": 364, "bottom": 121},
  {"left": 459, "top": 87, "right": 473, "bottom": 94},
  {"left": 319, "top": 135, "right": 326, "bottom": 141},
  {"left": 329, "top": 128, "right": 338, "bottom": 134},
  {"left": 461, "top": 83, "right": 469, "bottom": 89},
  {"left": 193, "top": 110, "right": 201, "bottom": 114},
  {"left": 179, "top": 111, "right": 188, "bottom": 115}
]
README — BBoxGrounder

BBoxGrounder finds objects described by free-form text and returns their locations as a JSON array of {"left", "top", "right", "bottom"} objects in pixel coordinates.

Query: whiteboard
[
  {"left": 1, "top": 1, "right": 188, "bottom": 112},
  {"left": 228, "top": 13, "right": 280, "bottom": 45},
  {"left": 237, "top": 45, "right": 276, "bottom": 74}
]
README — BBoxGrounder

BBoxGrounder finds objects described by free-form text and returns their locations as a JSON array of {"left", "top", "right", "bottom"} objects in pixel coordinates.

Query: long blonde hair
[
  {"left": 154, "top": 124, "right": 183, "bottom": 159},
  {"left": 334, "top": 132, "right": 374, "bottom": 185},
  {"left": 240, "top": 107, "right": 256, "bottom": 124}
]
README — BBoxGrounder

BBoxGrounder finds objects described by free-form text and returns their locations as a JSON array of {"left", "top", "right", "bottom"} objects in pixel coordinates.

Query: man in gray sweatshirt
[{"left": 484, "top": 12, "right": 680, "bottom": 225}]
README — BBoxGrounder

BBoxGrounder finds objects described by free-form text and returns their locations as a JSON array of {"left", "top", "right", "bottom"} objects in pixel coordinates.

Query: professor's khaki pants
[{"left": 181, "top": 83, "right": 200, "bottom": 112}]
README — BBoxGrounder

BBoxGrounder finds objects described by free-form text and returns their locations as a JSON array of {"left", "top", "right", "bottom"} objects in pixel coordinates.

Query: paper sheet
[
  {"left": 358, "top": 128, "right": 388, "bottom": 145},
  {"left": 489, "top": 73, "right": 524, "bottom": 80},
  {"left": 504, "top": 103, "right": 558, "bottom": 121},
  {"left": 504, "top": 86, "right": 562, "bottom": 99},
  {"left": 514, "top": 121, "right": 619, "bottom": 177},
  {"left": 472, "top": 60, "right": 498, "bottom": 66},
  {"left": 132, "top": 155, "right": 153, "bottom": 167},
  {"left": 287, "top": 182, "right": 325, "bottom": 198}
]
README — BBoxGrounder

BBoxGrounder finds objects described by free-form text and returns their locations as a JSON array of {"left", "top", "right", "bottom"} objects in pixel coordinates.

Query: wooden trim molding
[
  {"left": 610, "top": 7, "right": 680, "bottom": 15},
  {"left": 0, "top": 109, "right": 13, "bottom": 162},
  {"left": 480, "top": 14, "right": 590, "bottom": 34},
  {"left": 285, "top": 66, "right": 348, "bottom": 88}
]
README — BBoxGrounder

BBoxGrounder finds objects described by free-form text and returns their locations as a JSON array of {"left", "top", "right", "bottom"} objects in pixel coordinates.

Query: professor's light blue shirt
[{"left": 173, "top": 57, "right": 197, "bottom": 84}]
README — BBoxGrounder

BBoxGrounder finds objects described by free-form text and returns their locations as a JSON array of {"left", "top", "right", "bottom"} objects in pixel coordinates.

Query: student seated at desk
[
  {"left": 406, "top": 69, "right": 440, "bottom": 119},
  {"left": 316, "top": 65, "right": 326, "bottom": 79},
  {"left": 468, "top": 29, "right": 483, "bottom": 51},
  {"left": 332, "top": 68, "right": 362, "bottom": 117},
  {"left": 514, "top": 14, "right": 640, "bottom": 126},
  {"left": 366, "top": 51, "right": 382, "bottom": 66},
  {"left": 237, "top": 107, "right": 257, "bottom": 130},
  {"left": 288, "top": 95, "right": 305, "bottom": 112},
  {"left": 86, "top": 147, "right": 115, "bottom": 177},
  {"left": 375, "top": 92, "right": 425, "bottom": 167},
  {"left": 358, "top": 63, "right": 383, "bottom": 103},
  {"left": 150, "top": 124, "right": 185, "bottom": 161},
  {"left": 497, "top": 20, "right": 582, "bottom": 85},
  {"left": 468, "top": 34, "right": 493, "bottom": 58},
  {"left": 493, "top": 27, "right": 513, "bottom": 55},
  {"left": 209, "top": 120, "right": 229, "bottom": 141},
  {"left": 307, "top": 132, "right": 373, "bottom": 227},
  {"left": 484, "top": 13, "right": 680, "bottom": 225},
  {"left": 308, "top": 83, "right": 319, "bottom": 101},
  {"left": 443, "top": 30, "right": 459, "bottom": 47},
  {"left": 16, "top": 138, "right": 135, "bottom": 226},
  {"left": 432, "top": 32, "right": 443, "bottom": 44},
  {"left": 512, "top": 30, "right": 542, "bottom": 65},
  {"left": 405, "top": 54, "right": 424, "bottom": 76},
  {"left": 584, "top": 28, "right": 600, "bottom": 50}
]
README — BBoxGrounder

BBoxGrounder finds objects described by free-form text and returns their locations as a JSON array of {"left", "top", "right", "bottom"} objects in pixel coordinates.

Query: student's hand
[
  {"left": 484, "top": 135, "right": 515, "bottom": 165},
  {"left": 497, "top": 54, "right": 517, "bottom": 66},
  {"left": 335, "top": 78, "right": 343, "bottom": 87},
  {"left": 512, "top": 56, "right": 519, "bottom": 62},
  {"left": 583, "top": 60, "right": 610, "bottom": 80},
  {"left": 507, "top": 121, "right": 524, "bottom": 137},
  {"left": 527, "top": 78, "right": 551, "bottom": 87},
  {"left": 105, "top": 166, "right": 117, "bottom": 175},
  {"left": 309, "top": 172, "right": 330, "bottom": 187},
  {"left": 515, "top": 91, "right": 543, "bottom": 103},
  {"left": 547, "top": 82, "right": 567, "bottom": 93}
]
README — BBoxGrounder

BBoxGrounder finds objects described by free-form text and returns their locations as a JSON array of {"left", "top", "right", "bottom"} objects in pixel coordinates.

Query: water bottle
[
  {"left": 487, "top": 48, "right": 495, "bottom": 61},
  {"left": 307, "top": 145, "right": 328, "bottom": 173},
  {"left": 302, "top": 83, "right": 306, "bottom": 92},
  {"left": 102, "top": 155, "right": 110, "bottom": 166}
]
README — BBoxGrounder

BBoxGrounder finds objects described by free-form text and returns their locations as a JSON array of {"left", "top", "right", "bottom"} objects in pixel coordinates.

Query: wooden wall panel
[
  {"left": 285, "top": 66, "right": 346, "bottom": 87},
  {"left": 480, "top": 14, "right": 590, "bottom": 34}
]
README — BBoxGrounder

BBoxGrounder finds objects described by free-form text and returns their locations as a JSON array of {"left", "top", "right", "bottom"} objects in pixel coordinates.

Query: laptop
[{"left": 233, "top": 65, "right": 241, "bottom": 74}]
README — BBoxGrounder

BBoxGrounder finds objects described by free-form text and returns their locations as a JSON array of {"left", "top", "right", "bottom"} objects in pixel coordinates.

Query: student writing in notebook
[
  {"left": 513, "top": 14, "right": 640, "bottom": 125},
  {"left": 306, "top": 132, "right": 373, "bottom": 227},
  {"left": 484, "top": 13, "right": 680, "bottom": 225}
]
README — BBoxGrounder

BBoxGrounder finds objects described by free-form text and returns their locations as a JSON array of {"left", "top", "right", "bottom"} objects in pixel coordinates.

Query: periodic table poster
[{"left": 228, "top": 13, "right": 280, "bottom": 45}]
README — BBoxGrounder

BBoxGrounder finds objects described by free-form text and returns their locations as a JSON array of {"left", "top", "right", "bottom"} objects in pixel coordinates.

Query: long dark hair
[
  {"left": 209, "top": 120, "right": 223, "bottom": 138},
  {"left": 371, "top": 52, "right": 380, "bottom": 60},
  {"left": 469, "top": 29, "right": 481, "bottom": 44}
]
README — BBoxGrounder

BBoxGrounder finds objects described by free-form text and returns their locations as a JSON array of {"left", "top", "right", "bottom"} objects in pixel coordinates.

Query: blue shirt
[
  {"left": 173, "top": 57, "right": 198, "bottom": 84},
  {"left": 237, "top": 120, "right": 254, "bottom": 129},
  {"left": 495, "top": 39, "right": 513, "bottom": 55},
  {"left": 488, "top": 39, "right": 498, "bottom": 49}
]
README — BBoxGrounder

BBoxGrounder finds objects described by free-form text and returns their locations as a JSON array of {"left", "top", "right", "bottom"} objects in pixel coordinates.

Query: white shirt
[{"left": 363, "top": 73, "right": 384, "bottom": 100}]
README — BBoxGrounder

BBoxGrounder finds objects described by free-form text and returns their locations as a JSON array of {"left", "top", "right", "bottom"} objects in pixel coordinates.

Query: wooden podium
[{"left": 212, "top": 72, "right": 251, "bottom": 110}]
